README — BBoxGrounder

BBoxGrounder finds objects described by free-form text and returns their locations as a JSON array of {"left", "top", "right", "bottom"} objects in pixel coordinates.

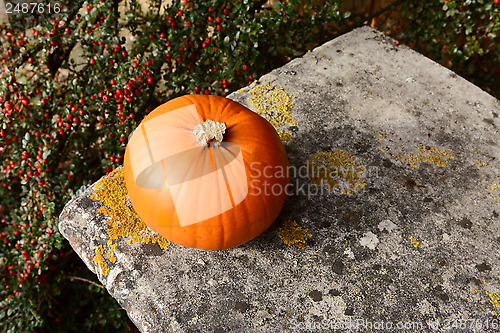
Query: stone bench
[{"left": 59, "top": 26, "right": 500, "bottom": 332}]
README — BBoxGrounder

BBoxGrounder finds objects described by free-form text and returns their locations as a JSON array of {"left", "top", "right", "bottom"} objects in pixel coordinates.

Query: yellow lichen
[
  {"left": 410, "top": 236, "right": 420, "bottom": 248},
  {"left": 475, "top": 160, "right": 487, "bottom": 169},
  {"left": 376, "top": 133, "right": 454, "bottom": 168},
  {"left": 277, "top": 220, "right": 311, "bottom": 249},
  {"left": 474, "top": 152, "right": 488, "bottom": 169},
  {"left": 486, "top": 291, "right": 500, "bottom": 316},
  {"left": 106, "top": 240, "right": 117, "bottom": 263},
  {"left": 307, "top": 149, "right": 366, "bottom": 195},
  {"left": 249, "top": 83, "right": 297, "bottom": 142},
  {"left": 93, "top": 245, "right": 109, "bottom": 276},
  {"left": 472, "top": 287, "right": 500, "bottom": 316},
  {"left": 90, "top": 168, "right": 170, "bottom": 275},
  {"left": 279, "top": 131, "right": 293, "bottom": 142},
  {"left": 490, "top": 183, "right": 500, "bottom": 203}
]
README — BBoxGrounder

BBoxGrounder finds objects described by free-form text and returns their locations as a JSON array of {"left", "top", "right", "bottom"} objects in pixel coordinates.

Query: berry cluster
[{"left": 0, "top": 0, "right": 345, "bottom": 330}]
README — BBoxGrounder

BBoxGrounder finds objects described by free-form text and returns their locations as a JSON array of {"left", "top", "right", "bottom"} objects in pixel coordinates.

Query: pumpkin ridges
[
  {"left": 190, "top": 95, "right": 287, "bottom": 248},
  {"left": 185, "top": 94, "right": 228, "bottom": 124},
  {"left": 124, "top": 95, "right": 289, "bottom": 250}
]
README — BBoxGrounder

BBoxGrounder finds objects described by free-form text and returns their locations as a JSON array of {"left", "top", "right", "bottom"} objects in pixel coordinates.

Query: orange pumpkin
[{"left": 123, "top": 95, "right": 289, "bottom": 250}]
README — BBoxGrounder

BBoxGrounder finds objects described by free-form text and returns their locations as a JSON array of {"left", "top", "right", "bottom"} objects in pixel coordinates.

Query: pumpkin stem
[{"left": 193, "top": 119, "right": 226, "bottom": 148}]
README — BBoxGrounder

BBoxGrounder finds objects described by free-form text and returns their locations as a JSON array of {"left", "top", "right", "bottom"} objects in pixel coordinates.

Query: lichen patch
[
  {"left": 359, "top": 231, "right": 379, "bottom": 250},
  {"left": 472, "top": 288, "right": 500, "bottom": 316},
  {"left": 487, "top": 291, "right": 500, "bottom": 316},
  {"left": 93, "top": 245, "right": 109, "bottom": 276},
  {"left": 90, "top": 168, "right": 170, "bottom": 276},
  {"left": 489, "top": 183, "right": 500, "bottom": 204},
  {"left": 376, "top": 132, "right": 454, "bottom": 168},
  {"left": 277, "top": 220, "right": 311, "bottom": 249},
  {"left": 249, "top": 83, "right": 297, "bottom": 142},
  {"left": 307, "top": 149, "right": 366, "bottom": 195}
]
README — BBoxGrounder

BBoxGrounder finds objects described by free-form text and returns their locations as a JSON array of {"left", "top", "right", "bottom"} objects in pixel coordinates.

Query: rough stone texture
[{"left": 59, "top": 26, "right": 500, "bottom": 332}]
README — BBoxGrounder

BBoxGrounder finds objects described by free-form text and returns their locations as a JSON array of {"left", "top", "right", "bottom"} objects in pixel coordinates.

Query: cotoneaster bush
[
  {"left": 0, "top": 0, "right": 346, "bottom": 331},
  {"left": 394, "top": 0, "right": 500, "bottom": 98},
  {"left": 1, "top": 0, "right": 497, "bottom": 331}
]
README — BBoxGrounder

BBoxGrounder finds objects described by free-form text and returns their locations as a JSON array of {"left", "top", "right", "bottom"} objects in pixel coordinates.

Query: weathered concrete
[{"left": 59, "top": 26, "right": 500, "bottom": 332}]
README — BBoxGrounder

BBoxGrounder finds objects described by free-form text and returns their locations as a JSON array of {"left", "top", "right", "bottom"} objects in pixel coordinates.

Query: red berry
[
  {"left": 147, "top": 77, "right": 154, "bottom": 84},
  {"left": 86, "top": 4, "right": 92, "bottom": 11},
  {"left": 78, "top": 98, "right": 84, "bottom": 104},
  {"left": 102, "top": 95, "right": 109, "bottom": 102},
  {"left": 110, "top": 79, "right": 116, "bottom": 85},
  {"left": 215, "top": 17, "right": 221, "bottom": 23}
]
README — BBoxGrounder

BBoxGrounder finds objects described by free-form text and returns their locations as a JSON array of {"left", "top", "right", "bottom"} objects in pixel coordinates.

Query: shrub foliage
[
  {"left": 0, "top": 0, "right": 345, "bottom": 331},
  {"left": 0, "top": 0, "right": 498, "bottom": 331},
  {"left": 396, "top": 0, "right": 499, "bottom": 97}
]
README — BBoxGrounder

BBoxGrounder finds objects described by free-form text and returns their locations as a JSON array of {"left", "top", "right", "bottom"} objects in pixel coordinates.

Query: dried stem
[{"left": 65, "top": 275, "right": 105, "bottom": 289}]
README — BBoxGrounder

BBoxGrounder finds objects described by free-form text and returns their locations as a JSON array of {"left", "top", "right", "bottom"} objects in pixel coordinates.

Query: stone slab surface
[{"left": 59, "top": 26, "right": 500, "bottom": 332}]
